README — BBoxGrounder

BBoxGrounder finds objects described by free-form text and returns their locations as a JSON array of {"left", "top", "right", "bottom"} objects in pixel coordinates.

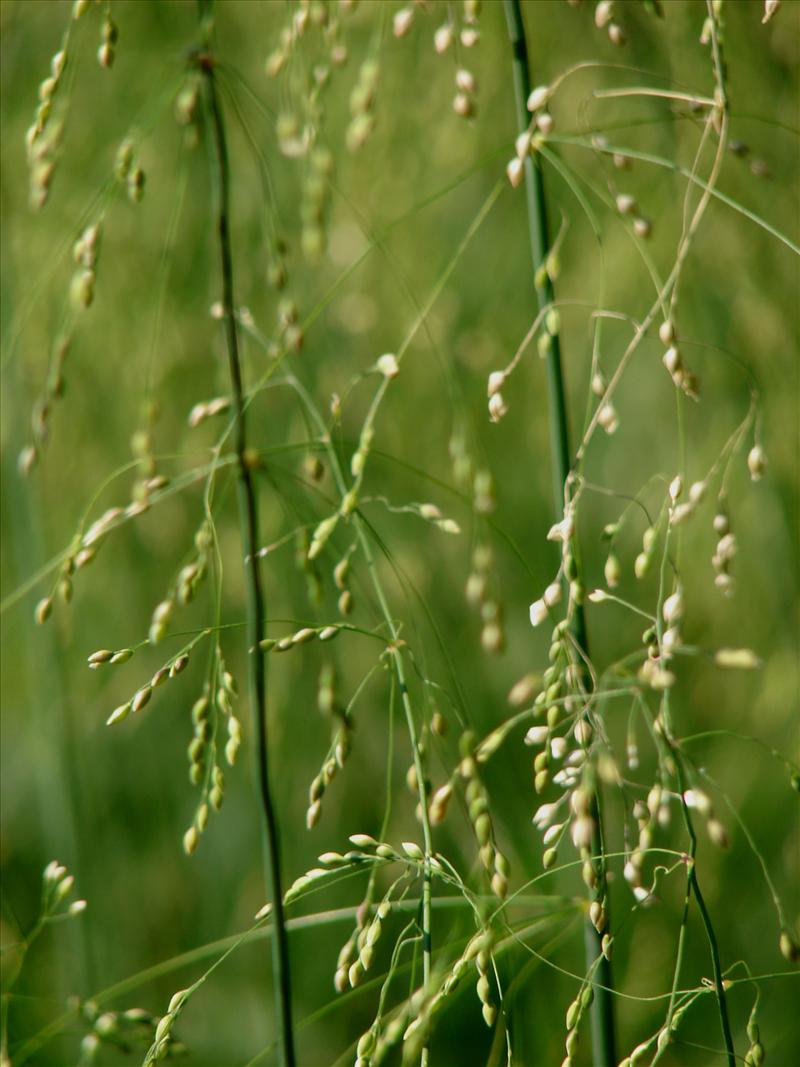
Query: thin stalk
[
  {"left": 354, "top": 518, "right": 433, "bottom": 1011},
  {"left": 503, "top": 2, "right": 617, "bottom": 1064},
  {"left": 674, "top": 759, "right": 736, "bottom": 1067},
  {"left": 283, "top": 373, "right": 434, "bottom": 1065},
  {"left": 195, "top": 21, "right": 295, "bottom": 1067}
]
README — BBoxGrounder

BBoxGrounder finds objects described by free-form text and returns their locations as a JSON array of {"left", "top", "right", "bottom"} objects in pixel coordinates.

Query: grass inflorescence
[{"left": 1, "top": 2, "right": 798, "bottom": 1066}]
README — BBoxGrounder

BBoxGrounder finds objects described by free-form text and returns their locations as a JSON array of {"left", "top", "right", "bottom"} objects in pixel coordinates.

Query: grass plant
[{"left": 1, "top": 2, "right": 798, "bottom": 1066}]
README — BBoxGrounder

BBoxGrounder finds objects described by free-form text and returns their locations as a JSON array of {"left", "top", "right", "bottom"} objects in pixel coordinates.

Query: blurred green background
[{"left": 1, "top": 1, "right": 798, "bottom": 1065}]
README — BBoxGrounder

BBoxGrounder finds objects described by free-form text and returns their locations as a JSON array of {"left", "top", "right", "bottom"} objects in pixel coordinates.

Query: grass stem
[
  {"left": 503, "top": 2, "right": 617, "bottom": 1063},
  {"left": 196, "top": 15, "right": 296, "bottom": 1067}
]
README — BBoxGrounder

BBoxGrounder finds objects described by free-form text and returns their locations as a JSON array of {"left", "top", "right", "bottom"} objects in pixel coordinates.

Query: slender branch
[
  {"left": 503, "top": 2, "right": 617, "bottom": 1064},
  {"left": 196, "top": 16, "right": 295, "bottom": 1067},
  {"left": 283, "top": 371, "right": 434, "bottom": 1065},
  {"left": 673, "top": 757, "right": 736, "bottom": 1067},
  {"left": 655, "top": 514, "right": 734, "bottom": 1065},
  {"left": 354, "top": 519, "right": 434, "bottom": 1045}
]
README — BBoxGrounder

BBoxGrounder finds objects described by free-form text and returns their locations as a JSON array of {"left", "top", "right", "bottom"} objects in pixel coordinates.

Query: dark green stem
[
  {"left": 197, "top": 19, "right": 295, "bottom": 1067},
  {"left": 503, "top": 2, "right": 616, "bottom": 1063},
  {"left": 674, "top": 756, "right": 736, "bottom": 1066}
]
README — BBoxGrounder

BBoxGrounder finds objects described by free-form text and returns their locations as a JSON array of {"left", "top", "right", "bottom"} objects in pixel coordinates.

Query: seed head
[
  {"left": 608, "top": 22, "right": 626, "bottom": 46},
  {"left": 515, "top": 131, "right": 532, "bottom": 159},
  {"left": 537, "top": 112, "right": 554, "bottom": 135},
  {"left": 98, "top": 42, "right": 115, "bottom": 68},
  {"left": 70, "top": 270, "right": 95, "bottom": 310},
  {"left": 456, "top": 69, "right": 476, "bottom": 94},
  {"left": 659, "top": 320, "right": 676, "bottom": 345},
  {"left": 779, "top": 930, "right": 799, "bottom": 962},
  {"left": 114, "top": 139, "right": 134, "bottom": 180},
  {"left": 529, "top": 598, "right": 548, "bottom": 627},
  {"left": 376, "top": 352, "right": 399, "bottom": 379},
  {"left": 683, "top": 788, "right": 711, "bottom": 814},
  {"left": 527, "top": 85, "right": 551, "bottom": 112},
  {"left": 604, "top": 554, "right": 621, "bottom": 588},
  {"left": 393, "top": 7, "right": 414, "bottom": 37},
  {"left": 598, "top": 402, "right": 619, "bottom": 434},
  {"left": 713, "top": 512, "right": 730, "bottom": 536},
  {"left": 662, "top": 626, "right": 681, "bottom": 654},
  {"left": 508, "top": 673, "right": 538, "bottom": 708},
  {"left": 543, "top": 581, "right": 562, "bottom": 608},
  {"left": 574, "top": 720, "right": 593, "bottom": 745},
  {"left": 401, "top": 841, "right": 424, "bottom": 861},
  {"left": 595, "top": 0, "right": 614, "bottom": 27},
  {"left": 747, "top": 444, "right": 766, "bottom": 480},
  {"left": 308, "top": 515, "right": 338, "bottom": 560},
  {"left": 714, "top": 648, "right": 761, "bottom": 670},
  {"left": 506, "top": 157, "right": 524, "bottom": 188},
  {"left": 306, "top": 800, "right": 321, "bottom": 828},
  {"left": 663, "top": 346, "right": 681, "bottom": 375},
  {"left": 127, "top": 167, "right": 145, "bottom": 203},
  {"left": 663, "top": 589, "right": 683, "bottom": 624},
  {"left": 429, "top": 784, "right": 452, "bottom": 825},
  {"left": 434, "top": 22, "right": 454, "bottom": 53},
  {"left": 491, "top": 870, "right": 508, "bottom": 898},
  {"left": 533, "top": 802, "right": 559, "bottom": 831},
  {"left": 571, "top": 814, "right": 595, "bottom": 850},
  {"left": 763, "top": 0, "right": 781, "bottom": 24},
  {"left": 670, "top": 502, "right": 694, "bottom": 526},
  {"left": 107, "top": 703, "right": 131, "bottom": 726},
  {"left": 488, "top": 392, "right": 508, "bottom": 422},
  {"left": 182, "top": 826, "right": 199, "bottom": 855},
  {"left": 551, "top": 736, "right": 567, "bottom": 760},
  {"left": 453, "top": 92, "right": 474, "bottom": 118},
  {"left": 707, "top": 818, "right": 729, "bottom": 848}
]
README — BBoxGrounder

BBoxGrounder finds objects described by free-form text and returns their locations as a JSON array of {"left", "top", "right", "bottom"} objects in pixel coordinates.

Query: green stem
[
  {"left": 503, "top": 3, "right": 617, "bottom": 1064},
  {"left": 672, "top": 754, "right": 736, "bottom": 1066},
  {"left": 196, "top": 22, "right": 295, "bottom": 1067},
  {"left": 354, "top": 519, "right": 433, "bottom": 1019},
  {"left": 284, "top": 373, "right": 433, "bottom": 1064}
]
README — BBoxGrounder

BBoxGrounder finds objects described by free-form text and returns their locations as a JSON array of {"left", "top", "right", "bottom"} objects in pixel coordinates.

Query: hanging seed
[
  {"left": 88, "top": 649, "right": 114, "bottom": 667},
  {"left": 170, "top": 655, "right": 189, "bottom": 677},
  {"left": 107, "top": 703, "right": 131, "bottom": 726},
  {"left": 35, "top": 596, "right": 53, "bottom": 625},
  {"left": 131, "top": 686, "right": 152, "bottom": 713}
]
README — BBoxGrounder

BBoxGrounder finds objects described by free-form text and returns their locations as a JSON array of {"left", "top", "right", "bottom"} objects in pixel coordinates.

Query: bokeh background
[{"left": 1, "top": 1, "right": 798, "bottom": 1065}]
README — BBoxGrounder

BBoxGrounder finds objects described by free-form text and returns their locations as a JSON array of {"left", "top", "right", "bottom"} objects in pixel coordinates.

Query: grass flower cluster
[{"left": 1, "top": 2, "right": 797, "bottom": 1066}]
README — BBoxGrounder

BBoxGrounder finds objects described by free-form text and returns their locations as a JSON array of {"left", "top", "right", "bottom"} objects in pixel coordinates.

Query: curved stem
[
  {"left": 283, "top": 371, "right": 434, "bottom": 1064},
  {"left": 673, "top": 756, "right": 736, "bottom": 1067},
  {"left": 196, "top": 15, "right": 295, "bottom": 1067},
  {"left": 503, "top": 3, "right": 617, "bottom": 1064}
]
